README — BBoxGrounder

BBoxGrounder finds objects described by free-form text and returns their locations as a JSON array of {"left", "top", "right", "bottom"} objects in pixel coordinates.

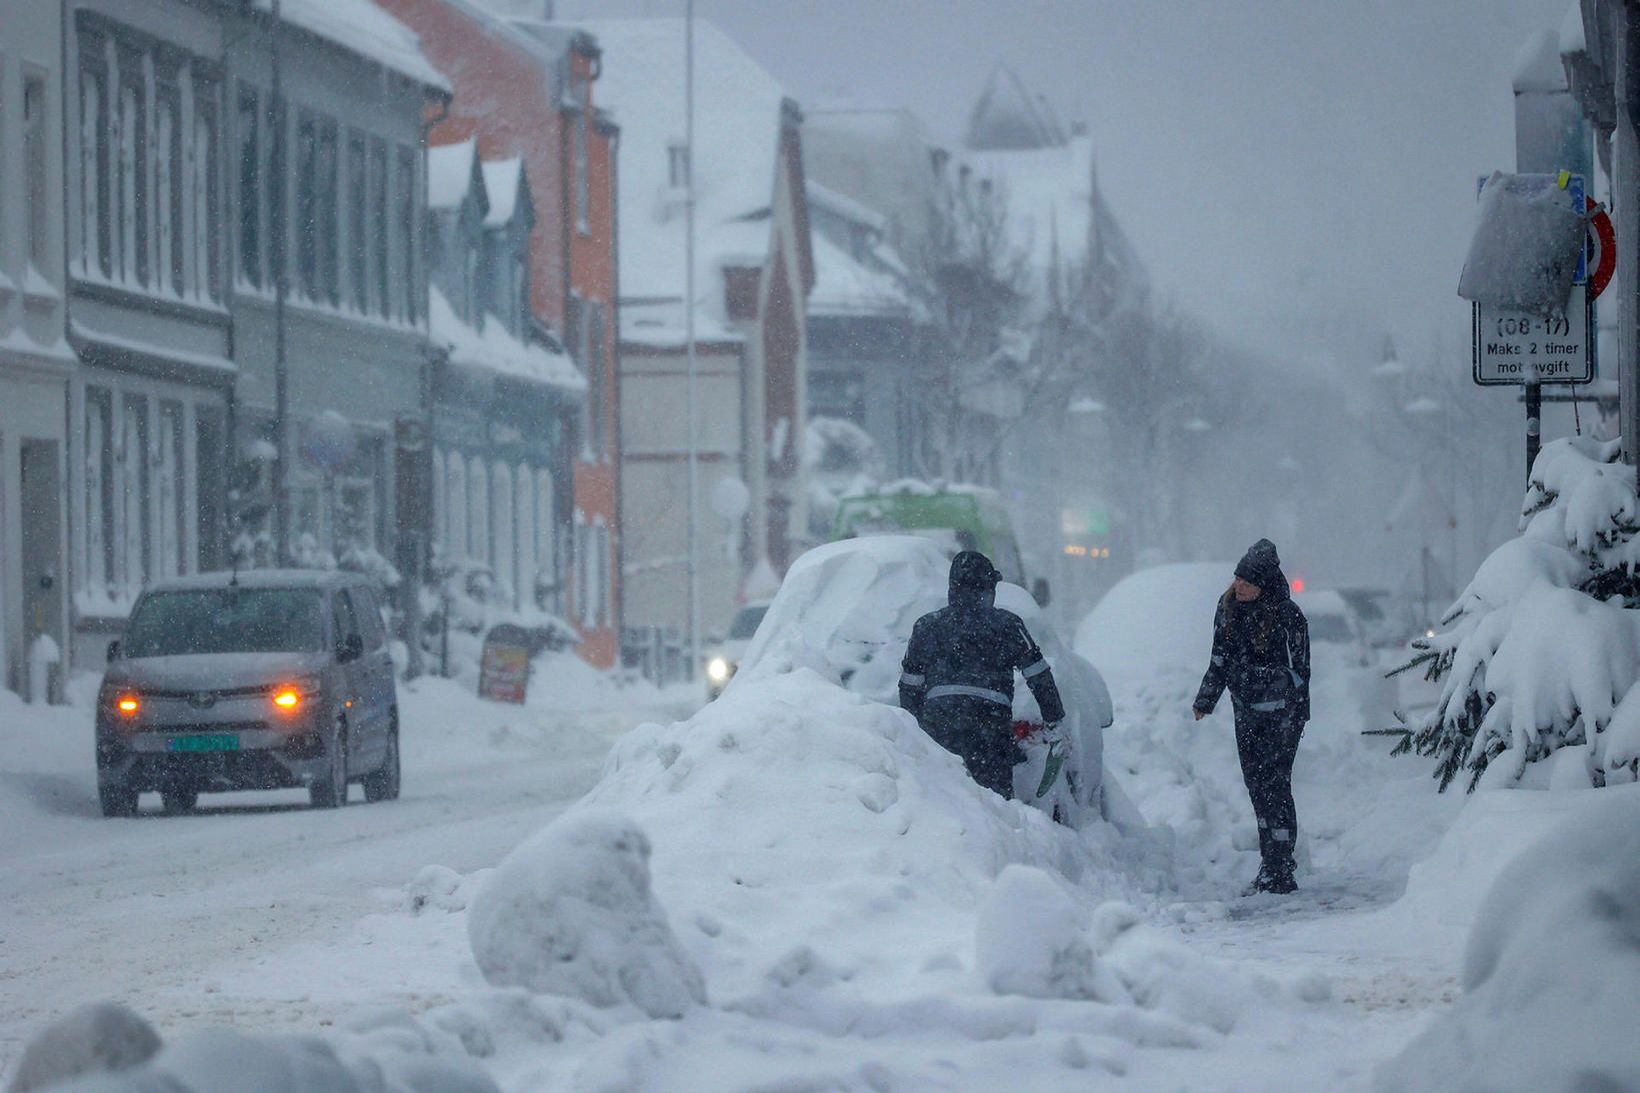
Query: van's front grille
[
  {"left": 142, "top": 684, "right": 273, "bottom": 701},
  {"left": 159, "top": 721, "right": 268, "bottom": 735}
]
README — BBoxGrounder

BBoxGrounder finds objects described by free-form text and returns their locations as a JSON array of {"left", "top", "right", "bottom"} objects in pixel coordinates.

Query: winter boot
[{"left": 1243, "top": 864, "right": 1276, "bottom": 897}]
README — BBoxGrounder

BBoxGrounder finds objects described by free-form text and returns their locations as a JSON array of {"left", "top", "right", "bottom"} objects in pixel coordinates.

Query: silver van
[{"left": 95, "top": 570, "right": 400, "bottom": 816}]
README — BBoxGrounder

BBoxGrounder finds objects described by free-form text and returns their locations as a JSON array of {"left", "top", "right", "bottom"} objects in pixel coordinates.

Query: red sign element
[{"left": 1589, "top": 207, "right": 1616, "bottom": 301}]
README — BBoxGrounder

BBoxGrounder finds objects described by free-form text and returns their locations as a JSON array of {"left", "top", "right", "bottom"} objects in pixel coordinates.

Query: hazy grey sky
[{"left": 557, "top": 0, "right": 1576, "bottom": 367}]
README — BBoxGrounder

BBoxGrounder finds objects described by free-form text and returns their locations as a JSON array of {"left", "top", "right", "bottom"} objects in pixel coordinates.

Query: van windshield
[
  {"left": 123, "top": 588, "right": 327, "bottom": 658},
  {"left": 728, "top": 605, "right": 769, "bottom": 640}
]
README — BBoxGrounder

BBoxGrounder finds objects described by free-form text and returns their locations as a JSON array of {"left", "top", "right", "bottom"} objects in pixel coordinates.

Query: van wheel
[
  {"left": 310, "top": 720, "right": 349, "bottom": 809},
  {"left": 363, "top": 717, "right": 400, "bottom": 803},
  {"left": 162, "top": 789, "right": 198, "bottom": 814},
  {"left": 99, "top": 780, "right": 137, "bottom": 818}
]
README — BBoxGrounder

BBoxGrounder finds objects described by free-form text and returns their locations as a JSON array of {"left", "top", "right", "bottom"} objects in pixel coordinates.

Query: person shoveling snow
[{"left": 899, "top": 551, "right": 1067, "bottom": 800}]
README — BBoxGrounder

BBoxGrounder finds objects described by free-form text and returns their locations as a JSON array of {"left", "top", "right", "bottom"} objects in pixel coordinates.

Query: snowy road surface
[
  {"left": 0, "top": 675, "right": 699, "bottom": 1073},
  {"left": 0, "top": 623, "right": 1603, "bottom": 1091}
]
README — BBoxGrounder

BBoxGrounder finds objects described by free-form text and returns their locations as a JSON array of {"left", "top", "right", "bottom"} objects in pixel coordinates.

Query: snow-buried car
[{"left": 730, "top": 535, "right": 1135, "bottom": 829}]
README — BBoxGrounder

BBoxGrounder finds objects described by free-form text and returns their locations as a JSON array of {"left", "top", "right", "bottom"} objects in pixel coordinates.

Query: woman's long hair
[{"left": 1220, "top": 586, "right": 1279, "bottom": 653}]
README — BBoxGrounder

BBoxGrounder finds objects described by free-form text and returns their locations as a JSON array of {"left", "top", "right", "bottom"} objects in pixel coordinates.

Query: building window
[
  {"left": 23, "top": 73, "right": 49, "bottom": 272},
  {"left": 535, "top": 468, "right": 556, "bottom": 611},
  {"left": 468, "top": 454, "right": 489, "bottom": 566},
  {"left": 446, "top": 454, "right": 467, "bottom": 565},
  {"left": 116, "top": 51, "right": 147, "bottom": 286},
  {"left": 587, "top": 300, "right": 606, "bottom": 457},
  {"left": 431, "top": 448, "right": 447, "bottom": 559},
  {"left": 515, "top": 465, "right": 535, "bottom": 609},
  {"left": 74, "top": 21, "right": 221, "bottom": 301},
  {"left": 237, "top": 86, "right": 261, "bottom": 287},
  {"left": 572, "top": 79, "right": 590, "bottom": 233},
  {"left": 155, "top": 75, "right": 183, "bottom": 295},
  {"left": 667, "top": 139, "right": 688, "bottom": 189},
  {"left": 347, "top": 131, "right": 366, "bottom": 309},
  {"left": 317, "top": 119, "right": 339, "bottom": 305},
  {"left": 492, "top": 462, "right": 515, "bottom": 602},
  {"left": 397, "top": 146, "right": 418, "bottom": 323},
  {"left": 155, "top": 402, "right": 186, "bottom": 579},
  {"left": 295, "top": 112, "right": 317, "bottom": 299},
  {"left": 191, "top": 78, "right": 221, "bottom": 301},
  {"left": 370, "top": 138, "right": 388, "bottom": 317},
  {"left": 84, "top": 388, "right": 114, "bottom": 599}
]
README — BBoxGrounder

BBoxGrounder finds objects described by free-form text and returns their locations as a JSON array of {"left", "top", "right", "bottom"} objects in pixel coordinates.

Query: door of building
[{"left": 20, "top": 438, "right": 63, "bottom": 702}]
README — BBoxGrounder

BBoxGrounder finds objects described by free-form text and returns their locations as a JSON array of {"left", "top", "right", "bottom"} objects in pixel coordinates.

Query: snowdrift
[
  {"left": 445, "top": 542, "right": 1306, "bottom": 1084},
  {"left": 467, "top": 811, "right": 706, "bottom": 1018},
  {"left": 7, "top": 1002, "right": 496, "bottom": 1093},
  {"left": 1378, "top": 785, "right": 1640, "bottom": 1092}
]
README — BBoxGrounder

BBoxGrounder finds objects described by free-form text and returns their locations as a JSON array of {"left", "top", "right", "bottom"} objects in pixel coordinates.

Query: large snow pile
[
  {"left": 466, "top": 810, "right": 706, "bottom": 1019},
  {"left": 7, "top": 1002, "right": 496, "bottom": 1093},
  {"left": 1377, "top": 785, "right": 1640, "bottom": 1092},
  {"left": 1408, "top": 437, "right": 1640, "bottom": 790}
]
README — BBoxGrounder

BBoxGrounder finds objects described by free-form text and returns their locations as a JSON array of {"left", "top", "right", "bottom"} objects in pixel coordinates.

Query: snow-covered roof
[
  {"left": 1514, "top": 28, "right": 1567, "bottom": 93},
  {"left": 431, "top": 287, "right": 585, "bottom": 393},
  {"left": 481, "top": 159, "right": 526, "bottom": 227},
  {"left": 256, "top": 0, "right": 451, "bottom": 93},
  {"left": 428, "top": 139, "right": 480, "bottom": 211},
  {"left": 808, "top": 232, "right": 907, "bottom": 317},
  {"left": 964, "top": 133, "right": 1148, "bottom": 304},
  {"left": 806, "top": 180, "right": 885, "bottom": 233},
  {"left": 618, "top": 298, "right": 743, "bottom": 349},
  {"left": 575, "top": 18, "right": 786, "bottom": 338}
]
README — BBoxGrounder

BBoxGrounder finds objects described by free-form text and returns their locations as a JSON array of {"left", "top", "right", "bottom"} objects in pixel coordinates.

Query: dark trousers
[
  {"left": 920, "top": 696, "right": 1023, "bottom": 799},
  {"left": 1234, "top": 706, "right": 1303, "bottom": 877}
]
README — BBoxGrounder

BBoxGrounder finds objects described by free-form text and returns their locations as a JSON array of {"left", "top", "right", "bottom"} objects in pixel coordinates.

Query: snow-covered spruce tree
[{"left": 1402, "top": 437, "right": 1640, "bottom": 790}]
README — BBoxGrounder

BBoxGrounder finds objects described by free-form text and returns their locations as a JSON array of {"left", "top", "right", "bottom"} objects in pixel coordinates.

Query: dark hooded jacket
[
  {"left": 1194, "top": 539, "right": 1311, "bottom": 721},
  {"left": 899, "top": 552, "right": 1066, "bottom": 723}
]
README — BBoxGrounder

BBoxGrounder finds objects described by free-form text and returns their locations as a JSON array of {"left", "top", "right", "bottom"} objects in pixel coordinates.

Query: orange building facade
[{"left": 374, "top": 0, "right": 622, "bottom": 666}]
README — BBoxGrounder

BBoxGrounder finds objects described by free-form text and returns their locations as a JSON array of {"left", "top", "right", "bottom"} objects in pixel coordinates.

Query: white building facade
[{"left": 0, "top": 0, "right": 73, "bottom": 699}]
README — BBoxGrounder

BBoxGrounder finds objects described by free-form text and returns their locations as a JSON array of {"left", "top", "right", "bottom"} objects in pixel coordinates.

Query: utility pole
[
  {"left": 1513, "top": 29, "right": 1593, "bottom": 483},
  {"left": 270, "top": 0, "right": 292, "bottom": 565},
  {"left": 1616, "top": 6, "right": 1640, "bottom": 489},
  {"left": 684, "top": 0, "right": 701, "bottom": 678}
]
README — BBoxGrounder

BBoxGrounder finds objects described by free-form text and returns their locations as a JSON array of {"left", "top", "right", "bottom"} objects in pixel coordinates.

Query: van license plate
[{"left": 168, "top": 734, "right": 239, "bottom": 753}]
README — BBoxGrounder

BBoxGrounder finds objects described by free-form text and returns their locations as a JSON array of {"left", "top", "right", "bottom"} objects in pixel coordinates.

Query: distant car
[
  {"left": 1293, "top": 588, "right": 1373, "bottom": 666},
  {"left": 734, "top": 536, "right": 1135, "bottom": 829},
  {"left": 1335, "top": 587, "right": 1403, "bottom": 648},
  {"left": 95, "top": 570, "right": 400, "bottom": 816},
  {"left": 703, "top": 601, "right": 772, "bottom": 701}
]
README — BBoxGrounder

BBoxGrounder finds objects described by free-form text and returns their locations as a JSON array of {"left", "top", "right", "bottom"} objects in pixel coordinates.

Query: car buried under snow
[
  {"left": 727, "top": 535, "right": 1137, "bottom": 829},
  {"left": 95, "top": 570, "right": 401, "bottom": 816}
]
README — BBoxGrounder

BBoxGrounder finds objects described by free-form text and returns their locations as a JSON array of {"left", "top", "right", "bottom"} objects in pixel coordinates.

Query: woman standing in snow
[{"left": 1192, "top": 539, "right": 1310, "bottom": 895}]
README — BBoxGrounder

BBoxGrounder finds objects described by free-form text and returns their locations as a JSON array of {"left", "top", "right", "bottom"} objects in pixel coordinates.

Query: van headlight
[{"left": 706, "top": 657, "right": 732, "bottom": 684}]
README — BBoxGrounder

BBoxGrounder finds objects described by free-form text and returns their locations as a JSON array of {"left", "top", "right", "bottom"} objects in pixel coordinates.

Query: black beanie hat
[
  {"left": 949, "top": 550, "right": 1001, "bottom": 591},
  {"left": 1234, "top": 538, "right": 1282, "bottom": 590}
]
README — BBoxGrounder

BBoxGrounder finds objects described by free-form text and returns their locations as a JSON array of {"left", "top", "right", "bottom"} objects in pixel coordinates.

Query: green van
[{"left": 831, "top": 487, "right": 1045, "bottom": 602}]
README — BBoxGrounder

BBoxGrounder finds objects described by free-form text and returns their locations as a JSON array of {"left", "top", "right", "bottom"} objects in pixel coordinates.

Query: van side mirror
[
  {"left": 106, "top": 639, "right": 121, "bottom": 662},
  {"left": 1032, "top": 578, "right": 1051, "bottom": 607},
  {"left": 340, "top": 633, "right": 364, "bottom": 663}
]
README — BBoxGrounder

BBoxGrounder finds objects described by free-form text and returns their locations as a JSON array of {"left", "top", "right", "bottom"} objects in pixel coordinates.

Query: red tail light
[{"left": 115, "top": 695, "right": 140, "bottom": 716}]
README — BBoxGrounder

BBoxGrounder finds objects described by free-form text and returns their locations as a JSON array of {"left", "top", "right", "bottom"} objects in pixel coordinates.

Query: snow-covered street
[
  {"left": 1, "top": 547, "right": 1571, "bottom": 1093},
  {"left": 0, "top": 674, "right": 700, "bottom": 1071}
]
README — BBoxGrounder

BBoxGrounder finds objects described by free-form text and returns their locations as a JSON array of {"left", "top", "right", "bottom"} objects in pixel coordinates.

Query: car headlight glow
[
  {"left": 269, "top": 676, "right": 320, "bottom": 714},
  {"left": 706, "top": 656, "right": 732, "bottom": 684}
]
